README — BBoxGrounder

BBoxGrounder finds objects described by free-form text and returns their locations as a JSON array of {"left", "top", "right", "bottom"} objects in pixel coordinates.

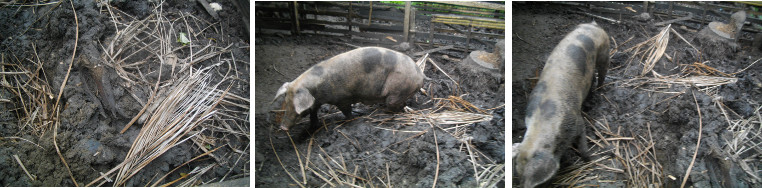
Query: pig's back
[
  {"left": 538, "top": 23, "right": 608, "bottom": 107},
  {"left": 306, "top": 47, "right": 421, "bottom": 104}
]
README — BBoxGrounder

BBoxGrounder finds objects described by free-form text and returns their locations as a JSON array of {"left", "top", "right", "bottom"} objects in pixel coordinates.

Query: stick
[
  {"left": 465, "top": 138, "right": 480, "bottom": 184},
  {"left": 0, "top": 71, "right": 29, "bottom": 75},
  {"left": 150, "top": 145, "right": 223, "bottom": 186},
  {"left": 423, "top": 115, "right": 441, "bottom": 188},
  {"left": 386, "top": 163, "right": 391, "bottom": 187},
  {"left": 1, "top": 136, "right": 43, "bottom": 149},
  {"left": 271, "top": 133, "right": 305, "bottom": 188},
  {"left": 413, "top": 45, "right": 454, "bottom": 56},
  {"left": 731, "top": 58, "right": 762, "bottom": 75},
  {"left": 570, "top": 10, "right": 621, "bottom": 24},
  {"left": 13, "top": 155, "right": 35, "bottom": 181},
  {"left": 669, "top": 27, "right": 698, "bottom": 53},
  {"left": 654, "top": 13, "right": 693, "bottom": 26},
  {"left": 285, "top": 131, "right": 307, "bottom": 185},
  {"left": 680, "top": 89, "right": 703, "bottom": 188},
  {"left": 427, "top": 58, "right": 459, "bottom": 87},
  {"left": 328, "top": 41, "right": 360, "bottom": 48},
  {"left": 337, "top": 130, "right": 361, "bottom": 150}
]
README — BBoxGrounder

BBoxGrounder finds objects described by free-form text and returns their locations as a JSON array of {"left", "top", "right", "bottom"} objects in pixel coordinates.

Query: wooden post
[
  {"left": 368, "top": 2, "right": 373, "bottom": 26},
  {"left": 466, "top": 20, "right": 473, "bottom": 52},
  {"left": 668, "top": 2, "right": 673, "bottom": 18},
  {"left": 410, "top": 7, "right": 416, "bottom": 43},
  {"left": 291, "top": 1, "right": 300, "bottom": 35},
  {"left": 429, "top": 20, "right": 434, "bottom": 48},
  {"left": 643, "top": 1, "right": 648, "bottom": 14},
  {"left": 347, "top": 2, "right": 352, "bottom": 37},
  {"left": 702, "top": 2, "right": 708, "bottom": 23},
  {"left": 404, "top": 1, "right": 411, "bottom": 42}
]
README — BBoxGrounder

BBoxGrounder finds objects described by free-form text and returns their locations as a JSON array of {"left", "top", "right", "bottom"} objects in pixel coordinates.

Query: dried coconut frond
[
  {"left": 85, "top": 68, "right": 228, "bottom": 186},
  {"left": 640, "top": 25, "right": 671, "bottom": 76},
  {"left": 111, "top": 69, "right": 228, "bottom": 186},
  {"left": 396, "top": 111, "right": 493, "bottom": 126}
]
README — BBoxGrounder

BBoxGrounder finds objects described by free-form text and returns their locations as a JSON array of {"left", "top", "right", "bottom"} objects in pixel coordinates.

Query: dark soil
[
  {"left": 0, "top": 0, "right": 249, "bottom": 186},
  {"left": 513, "top": 2, "right": 762, "bottom": 187},
  {"left": 254, "top": 22, "right": 505, "bottom": 188}
]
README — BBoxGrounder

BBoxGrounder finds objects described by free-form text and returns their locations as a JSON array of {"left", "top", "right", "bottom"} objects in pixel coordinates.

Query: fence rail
[
  {"left": 554, "top": 1, "right": 762, "bottom": 34},
  {"left": 255, "top": 1, "right": 505, "bottom": 53}
]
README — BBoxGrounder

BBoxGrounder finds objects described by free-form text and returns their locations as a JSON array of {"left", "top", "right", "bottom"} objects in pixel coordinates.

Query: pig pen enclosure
[
  {"left": 513, "top": 2, "right": 762, "bottom": 187},
  {"left": 255, "top": 1, "right": 505, "bottom": 187},
  {"left": 0, "top": 0, "right": 250, "bottom": 186}
]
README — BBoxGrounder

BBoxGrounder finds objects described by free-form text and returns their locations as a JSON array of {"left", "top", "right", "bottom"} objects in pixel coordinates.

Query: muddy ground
[
  {"left": 513, "top": 2, "right": 762, "bottom": 187},
  {"left": 0, "top": 0, "right": 249, "bottom": 186},
  {"left": 254, "top": 18, "right": 505, "bottom": 188}
]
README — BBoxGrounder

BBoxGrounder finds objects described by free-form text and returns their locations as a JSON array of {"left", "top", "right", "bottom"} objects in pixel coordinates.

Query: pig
[
  {"left": 272, "top": 47, "right": 425, "bottom": 131},
  {"left": 515, "top": 21, "right": 610, "bottom": 188}
]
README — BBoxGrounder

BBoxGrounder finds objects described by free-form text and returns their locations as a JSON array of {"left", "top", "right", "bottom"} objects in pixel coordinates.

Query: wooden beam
[
  {"left": 413, "top": 45, "right": 454, "bottom": 56},
  {"left": 426, "top": 1, "right": 505, "bottom": 11}
]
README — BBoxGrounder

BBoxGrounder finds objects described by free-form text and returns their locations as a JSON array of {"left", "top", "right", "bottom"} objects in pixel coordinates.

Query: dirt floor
[
  {"left": 0, "top": 0, "right": 249, "bottom": 186},
  {"left": 513, "top": 2, "right": 762, "bottom": 187},
  {"left": 254, "top": 18, "right": 505, "bottom": 188}
]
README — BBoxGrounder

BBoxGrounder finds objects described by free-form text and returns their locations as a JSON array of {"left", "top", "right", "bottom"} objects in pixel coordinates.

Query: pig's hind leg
[{"left": 573, "top": 115, "right": 592, "bottom": 161}]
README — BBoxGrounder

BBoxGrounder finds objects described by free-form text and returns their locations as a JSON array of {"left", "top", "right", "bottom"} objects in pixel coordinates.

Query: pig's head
[
  {"left": 271, "top": 82, "right": 315, "bottom": 131},
  {"left": 515, "top": 143, "right": 559, "bottom": 188}
]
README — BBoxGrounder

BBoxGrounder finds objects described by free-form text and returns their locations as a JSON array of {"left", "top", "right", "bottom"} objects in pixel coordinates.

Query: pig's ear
[
  {"left": 522, "top": 151, "right": 559, "bottom": 187},
  {"left": 274, "top": 82, "right": 290, "bottom": 101},
  {"left": 270, "top": 82, "right": 291, "bottom": 104},
  {"left": 293, "top": 87, "right": 315, "bottom": 114}
]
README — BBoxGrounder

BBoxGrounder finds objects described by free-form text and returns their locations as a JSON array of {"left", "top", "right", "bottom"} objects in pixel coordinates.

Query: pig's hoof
[{"left": 343, "top": 115, "right": 355, "bottom": 120}]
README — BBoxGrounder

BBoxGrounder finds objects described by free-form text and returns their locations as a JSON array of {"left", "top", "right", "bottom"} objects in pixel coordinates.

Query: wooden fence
[
  {"left": 255, "top": 1, "right": 505, "bottom": 53},
  {"left": 555, "top": 1, "right": 762, "bottom": 34}
]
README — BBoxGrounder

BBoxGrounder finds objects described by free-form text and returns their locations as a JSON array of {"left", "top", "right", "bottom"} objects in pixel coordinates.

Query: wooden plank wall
[
  {"left": 255, "top": 1, "right": 505, "bottom": 51},
  {"left": 557, "top": 1, "right": 762, "bottom": 33}
]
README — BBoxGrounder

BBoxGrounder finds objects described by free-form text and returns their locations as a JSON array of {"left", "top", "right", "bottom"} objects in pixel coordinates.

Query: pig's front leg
[
  {"left": 338, "top": 103, "right": 354, "bottom": 119},
  {"left": 309, "top": 109, "right": 319, "bottom": 129}
]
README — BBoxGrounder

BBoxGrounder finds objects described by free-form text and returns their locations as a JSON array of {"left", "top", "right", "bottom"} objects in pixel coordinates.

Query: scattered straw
[
  {"left": 177, "top": 164, "right": 217, "bottom": 186},
  {"left": 270, "top": 133, "right": 304, "bottom": 188},
  {"left": 557, "top": 115, "right": 663, "bottom": 187},
  {"left": 150, "top": 145, "right": 223, "bottom": 186},
  {"left": 1, "top": 136, "right": 43, "bottom": 149},
  {"left": 50, "top": 1, "right": 80, "bottom": 186},
  {"left": 680, "top": 89, "right": 704, "bottom": 188},
  {"left": 426, "top": 116, "right": 441, "bottom": 188},
  {"left": 13, "top": 154, "right": 36, "bottom": 181}
]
